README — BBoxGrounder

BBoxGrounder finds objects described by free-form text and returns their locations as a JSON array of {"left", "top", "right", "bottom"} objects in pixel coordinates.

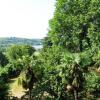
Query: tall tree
[
  {"left": 48, "top": 0, "right": 100, "bottom": 52},
  {"left": 41, "top": 0, "right": 100, "bottom": 99}
]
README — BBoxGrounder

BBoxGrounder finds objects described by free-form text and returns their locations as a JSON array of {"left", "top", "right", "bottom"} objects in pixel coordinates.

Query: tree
[
  {"left": 6, "top": 45, "right": 35, "bottom": 62},
  {"left": 0, "top": 51, "right": 8, "bottom": 67},
  {"left": 18, "top": 54, "right": 43, "bottom": 100},
  {"left": 41, "top": 0, "right": 100, "bottom": 99},
  {"left": 0, "top": 67, "right": 9, "bottom": 100},
  {"left": 21, "top": 45, "right": 35, "bottom": 56},
  {"left": 48, "top": 0, "right": 100, "bottom": 52},
  {"left": 6, "top": 45, "right": 22, "bottom": 61},
  {"left": 0, "top": 79, "right": 9, "bottom": 100},
  {"left": 43, "top": 37, "right": 52, "bottom": 48}
]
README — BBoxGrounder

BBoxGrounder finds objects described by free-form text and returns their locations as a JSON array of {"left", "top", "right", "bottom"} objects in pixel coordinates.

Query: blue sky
[{"left": 0, "top": 0, "right": 55, "bottom": 39}]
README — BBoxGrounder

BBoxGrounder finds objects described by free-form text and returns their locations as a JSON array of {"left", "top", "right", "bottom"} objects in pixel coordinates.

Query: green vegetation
[
  {"left": 0, "top": 51, "right": 8, "bottom": 67},
  {"left": 0, "top": 0, "right": 100, "bottom": 100}
]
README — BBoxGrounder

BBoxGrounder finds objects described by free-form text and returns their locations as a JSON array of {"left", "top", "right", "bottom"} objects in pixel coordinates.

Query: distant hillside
[{"left": 0, "top": 37, "right": 43, "bottom": 48}]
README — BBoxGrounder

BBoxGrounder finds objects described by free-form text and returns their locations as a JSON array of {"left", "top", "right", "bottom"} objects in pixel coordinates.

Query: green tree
[
  {"left": 0, "top": 79, "right": 9, "bottom": 100},
  {"left": 41, "top": 0, "right": 100, "bottom": 99},
  {"left": 18, "top": 54, "right": 43, "bottom": 100},
  {"left": 21, "top": 45, "right": 35, "bottom": 56},
  {"left": 48, "top": 0, "right": 100, "bottom": 52},
  {"left": 6, "top": 45, "right": 35, "bottom": 61},
  {"left": 5, "top": 45, "right": 35, "bottom": 78},
  {"left": 0, "top": 51, "right": 8, "bottom": 67},
  {"left": 0, "top": 67, "right": 9, "bottom": 100},
  {"left": 43, "top": 37, "right": 52, "bottom": 48},
  {"left": 6, "top": 45, "right": 22, "bottom": 61}
]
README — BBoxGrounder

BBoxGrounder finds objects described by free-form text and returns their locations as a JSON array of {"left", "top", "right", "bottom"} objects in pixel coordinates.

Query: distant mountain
[{"left": 0, "top": 37, "right": 43, "bottom": 48}]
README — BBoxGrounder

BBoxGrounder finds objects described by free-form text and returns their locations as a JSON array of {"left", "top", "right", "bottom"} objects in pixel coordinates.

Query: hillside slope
[{"left": 0, "top": 37, "right": 43, "bottom": 48}]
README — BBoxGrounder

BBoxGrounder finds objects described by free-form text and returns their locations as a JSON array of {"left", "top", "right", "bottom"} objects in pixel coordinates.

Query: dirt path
[{"left": 8, "top": 77, "right": 27, "bottom": 99}]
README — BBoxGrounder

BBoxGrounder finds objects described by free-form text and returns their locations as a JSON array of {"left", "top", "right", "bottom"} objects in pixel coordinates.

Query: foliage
[
  {"left": 79, "top": 50, "right": 93, "bottom": 68},
  {"left": 85, "top": 71, "right": 100, "bottom": 99},
  {"left": 16, "top": 53, "right": 44, "bottom": 100},
  {"left": 0, "top": 79, "right": 9, "bottom": 100},
  {"left": 93, "top": 50, "right": 100, "bottom": 67},
  {"left": 35, "top": 0, "right": 100, "bottom": 99},
  {"left": 6, "top": 45, "right": 35, "bottom": 62},
  {"left": 0, "top": 51, "right": 8, "bottom": 67},
  {"left": 48, "top": 0, "right": 100, "bottom": 52},
  {"left": 0, "top": 67, "right": 9, "bottom": 81},
  {"left": 0, "top": 0, "right": 100, "bottom": 99},
  {"left": 0, "top": 67, "right": 9, "bottom": 100}
]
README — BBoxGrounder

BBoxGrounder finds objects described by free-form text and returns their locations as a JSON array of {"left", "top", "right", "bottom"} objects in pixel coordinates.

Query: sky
[{"left": 0, "top": 0, "right": 55, "bottom": 39}]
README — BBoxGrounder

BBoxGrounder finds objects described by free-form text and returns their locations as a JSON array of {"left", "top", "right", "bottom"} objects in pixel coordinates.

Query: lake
[{"left": 33, "top": 45, "right": 43, "bottom": 49}]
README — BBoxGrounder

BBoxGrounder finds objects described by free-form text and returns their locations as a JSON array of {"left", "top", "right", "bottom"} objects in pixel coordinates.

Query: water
[{"left": 33, "top": 45, "right": 43, "bottom": 50}]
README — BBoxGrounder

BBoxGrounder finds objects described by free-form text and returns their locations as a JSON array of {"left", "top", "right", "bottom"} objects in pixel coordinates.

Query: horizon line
[{"left": 0, "top": 36, "right": 45, "bottom": 39}]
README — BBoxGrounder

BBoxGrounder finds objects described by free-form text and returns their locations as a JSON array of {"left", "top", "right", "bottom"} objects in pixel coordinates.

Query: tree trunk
[
  {"left": 29, "top": 89, "right": 31, "bottom": 100},
  {"left": 73, "top": 89, "right": 78, "bottom": 100},
  {"left": 79, "top": 39, "right": 83, "bottom": 52}
]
